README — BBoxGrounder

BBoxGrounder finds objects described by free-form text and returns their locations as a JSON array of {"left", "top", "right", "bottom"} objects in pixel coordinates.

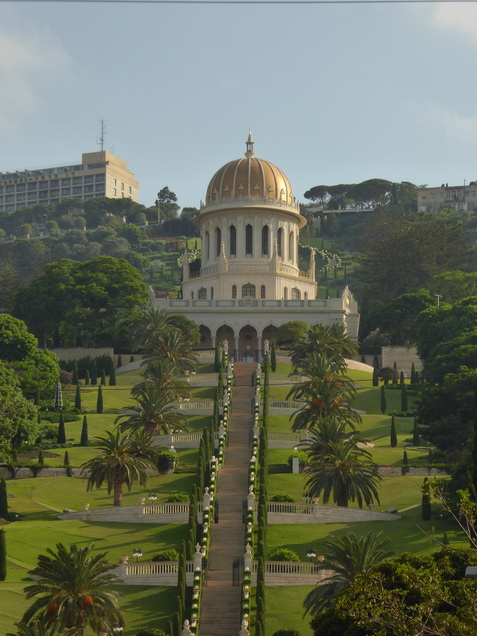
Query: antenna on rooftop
[{"left": 98, "top": 120, "right": 106, "bottom": 151}]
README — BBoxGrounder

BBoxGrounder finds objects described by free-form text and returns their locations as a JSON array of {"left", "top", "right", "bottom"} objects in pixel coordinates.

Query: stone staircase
[{"left": 200, "top": 363, "right": 254, "bottom": 636}]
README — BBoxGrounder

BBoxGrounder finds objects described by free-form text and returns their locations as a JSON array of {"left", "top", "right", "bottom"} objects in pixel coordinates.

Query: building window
[
  {"left": 205, "top": 231, "right": 210, "bottom": 260},
  {"left": 215, "top": 227, "right": 221, "bottom": 257},
  {"left": 232, "top": 285, "right": 237, "bottom": 298},
  {"left": 288, "top": 231, "right": 294, "bottom": 261},
  {"left": 242, "top": 283, "right": 256, "bottom": 298},
  {"left": 211, "top": 287, "right": 214, "bottom": 299},
  {"left": 261, "top": 285, "right": 266, "bottom": 299},
  {"left": 291, "top": 288, "right": 300, "bottom": 300},
  {"left": 61, "top": 178, "right": 71, "bottom": 186},
  {"left": 198, "top": 288, "right": 207, "bottom": 299},
  {"left": 229, "top": 225, "right": 236, "bottom": 256},
  {"left": 277, "top": 227, "right": 283, "bottom": 257},
  {"left": 262, "top": 225, "right": 269, "bottom": 256},
  {"left": 245, "top": 224, "right": 253, "bottom": 256}
]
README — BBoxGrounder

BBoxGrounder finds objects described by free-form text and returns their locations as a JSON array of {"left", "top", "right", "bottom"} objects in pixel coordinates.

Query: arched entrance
[
  {"left": 199, "top": 324, "right": 212, "bottom": 348},
  {"left": 238, "top": 325, "right": 258, "bottom": 362},
  {"left": 216, "top": 325, "right": 236, "bottom": 361},
  {"left": 262, "top": 325, "right": 278, "bottom": 357}
]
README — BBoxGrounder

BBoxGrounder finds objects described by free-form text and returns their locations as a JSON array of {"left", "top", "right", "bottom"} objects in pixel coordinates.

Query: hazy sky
[{"left": 1, "top": 0, "right": 477, "bottom": 209}]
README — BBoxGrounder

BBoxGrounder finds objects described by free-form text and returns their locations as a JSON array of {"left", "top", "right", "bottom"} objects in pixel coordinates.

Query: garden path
[{"left": 200, "top": 362, "right": 254, "bottom": 636}]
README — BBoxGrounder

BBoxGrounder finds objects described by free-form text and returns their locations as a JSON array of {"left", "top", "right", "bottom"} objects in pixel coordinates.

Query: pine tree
[
  {"left": 380, "top": 386, "right": 387, "bottom": 414},
  {"left": 109, "top": 367, "right": 116, "bottom": 386},
  {"left": 0, "top": 529, "right": 6, "bottom": 581},
  {"left": 270, "top": 341, "right": 277, "bottom": 372},
  {"left": 57, "top": 413, "right": 66, "bottom": 444},
  {"left": 412, "top": 415, "right": 420, "bottom": 446},
  {"left": 0, "top": 478, "right": 8, "bottom": 518},
  {"left": 72, "top": 361, "right": 79, "bottom": 385},
  {"left": 90, "top": 360, "right": 98, "bottom": 385},
  {"left": 80, "top": 415, "right": 89, "bottom": 447},
  {"left": 101, "top": 369, "right": 106, "bottom": 386},
  {"left": 96, "top": 385, "right": 103, "bottom": 414},
  {"left": 400, "top": 383, "right": 408, "bottom": 412},
  {"left": 74, "top": 384, "right": 82, "bottom": 410},
  {"left": 390, "top": 416, "right": 397, "bottom": 448}
]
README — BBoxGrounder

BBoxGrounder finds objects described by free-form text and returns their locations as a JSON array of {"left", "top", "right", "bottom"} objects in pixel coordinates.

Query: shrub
[
  {"left": 271, "top": 493, "right": 294, "bottom": 502},
  {"left": 166, "top": 492, "right": 190, "bottom": 502},
  {"left": 287, "top": 451, "right": 310, "bottom": 469},
  {"left": 151, "top": 550, "right": 179, "bottom": 562},
  {"left": 268, "top": 548, "right": 300, "bottom": 562},
  {"left": 273, "top": 632, "right": 302, "bottom": 636},
  {"left": 157, "top": 451, "right": 176, "bottom": 474},
  {"left": 136, "top": 630, "right": 167, "bottom": 636},
  {"left": 40, "top": 412, "right": 80, "bottom": 424}
]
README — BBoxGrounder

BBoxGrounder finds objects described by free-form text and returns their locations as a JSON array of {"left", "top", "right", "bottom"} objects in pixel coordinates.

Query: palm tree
[
  {"left": 81, "top": 429, "right": 158, "bottom": 506},
  {"left": 133, "top": 307, "right": 178, "bottom": 352},
  {"left": 135, "top": 358, "right": 191, "bottom": 402},
  {"left": 303, "top": 532, "right": 394, "bottom": 616},
  {"left": 304, "top": 439, "right": 381, "bottom": 508},
  {"left": 299, "top": 418, "right": 353, "bottom": 454},
  {"left": 116, "top": 384, "right": 188, "bottom": 436},
  {"left": 143, "top": 329, "right": 198, "bottom": 375},
  {"left": 290, "top": 323, "right": 359, "bottom": 374},
  {"left": 20, "top": 543, "right": 123, "bottom": 634}
]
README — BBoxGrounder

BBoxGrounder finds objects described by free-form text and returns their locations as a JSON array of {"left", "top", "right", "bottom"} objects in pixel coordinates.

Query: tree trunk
[{"left": 113, "top": 480, "right": 123, "bottom": 506}]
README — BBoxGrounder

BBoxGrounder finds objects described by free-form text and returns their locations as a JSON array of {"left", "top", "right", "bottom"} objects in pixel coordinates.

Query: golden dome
[{"left": 203, "top": 133, "right": 298, "bottom": 213}]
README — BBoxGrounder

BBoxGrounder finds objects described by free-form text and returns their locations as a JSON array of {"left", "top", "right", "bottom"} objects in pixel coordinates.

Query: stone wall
[
  {"left": 57, "top": 504, "right": 190, "bottom": 524},
  {"left": 267, "top": 502, "right": 400, "bottom": 524},
  {"left": 381, "top": 346, "right": 423, "bottom": 377},
  {"left": 0, "top": 466, "right": 83, "bottom": 480},
  {"left": 49, "top": 348, "right": 114, "bottom": 362}
]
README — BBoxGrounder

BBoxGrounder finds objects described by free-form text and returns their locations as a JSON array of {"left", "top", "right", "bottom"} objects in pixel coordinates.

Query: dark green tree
[
  {"left": 109, "top": 367, "right": 116, "bottom": 386},
  {"left": 57, "top": 414, "right": 66, "bottom": 445},
  {"left": 380, "top": 386, "right": 386, "bottom": 415},
  {"left": 270, "top": 341, "right": 277, "bottom": 372},
  {"left": 412, "top": 415, "right": 420, "bottom": 446},
  {"left": 401, "top": 383, "right": 408, "bottom": 412},
  {"left": 84, "top": 369, "right": 90, "bottom": 386},
  {"left": 90, "top": 360, "right": 98, "bottom": 386},
  {"left": 96, "top": 385, "right": 103, "bottom": 414},
  {"left": 0, "top": 528, "right": 6, "bottom": 581},
  {"left": 63, "top": 451, "right": 70, "bottom": 467},
  {"left": 72, "top": 361, "right": 79, "bottom": 385},
  {"left": 37, "top": 450, "right": 44, "bottom": 467},
  {"left": 390, "top": 416, "right": 397, "bottom": 448},
  {"left": 100, "top": 369, "right": 106, "bottom": 386},
  {"left": 0, "top": 478, "right": 9, "bottom": 517},
  {"left": 80, "top": 415, "right": 89, "bottom": 447},
  {"left": 117, "top": 354, "right": 122, "bottom": 368},
  {"left": 74, "top": 385, "right": 81, "bottom": 411}
]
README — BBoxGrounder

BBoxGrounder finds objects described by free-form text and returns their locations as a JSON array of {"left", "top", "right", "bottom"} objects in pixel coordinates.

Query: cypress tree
[
  {"left": 0, "top": 478, "right": 9, "bottom": 517},
  {"left": 402, "top": 450, "right": 409, "bottom": 474},
  {"left": 85, "top": 369, "right": 90, "bottom": 386},
  {"left": 57, "top": 413, "right": 66, "bottom": 444},
  {"left": 117, "top": 354, "right": 122, "bottom": 368},
  {"left": 360, "top": 354, "right": 366, "bottom": 364},
  {"left": 72, "top": 361, "right": 79, "bottom": 385},
  {"left": 38, "top": 450, "right": 44, "bottom": 466},
  {"left": 401, "top": 384, "right": 408, "bottom": 412},
  {"left": 392, "top": 361, "right": 398, "bottom": 384},
  {"left": 64, "top": 450, "right": 70, "bottom": 467},
  {"left": 421, "top": 479, "right": 431, "bottom": 521},
  {"left": 130, "top": 355, "right": 134, "bottom": 363},
  {"left": 390, "top": 416, "right": 397, "bottom": 448},
  {"left": 399, "top": 371, "right": 404, "bottom": 384},
  {"left": 80, "top": 415, "right": 89, "bottom": 447},
  {"left": 373, "top": 354, "right": 379, "bottom": 370},
  {"left": 109, "top": 367, "right": 116, "bottom": 386},
  {"left": 411, "top": 362, "right": 416, "bottom": 384},
  {"left": 96, "top": 385, "right": 103, "bottom": 414},
  {"left": 270, "top": 341, "right": 277, "bottom": 372},
  {"left": 380, "top": 386, "right": 387, "bottom": 415},
  {"left": 100, "top": 369, "right": 106, "bottom": 386},
  {"left": 0, "top": 529, "right": 6, "bottom": 581},
  {"left": 372, "top": 367, "right": 379, "bottom": 387},
  {"left": 74, "top": 384, "right": 81, "bottom": 410},
  {"left": 412, "top": 415, "right": 420, "bottom": 446},
  {"left": 443, "top": 531, "right": 449, "bottom": 545},
  {"left": 90, "top": 360, "right": 98, "bottom": 385}
]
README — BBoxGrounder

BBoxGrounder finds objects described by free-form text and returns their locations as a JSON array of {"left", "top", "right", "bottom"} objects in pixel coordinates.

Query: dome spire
[{"left": 245, "top": 130, "right": 255, "bottom": 158}]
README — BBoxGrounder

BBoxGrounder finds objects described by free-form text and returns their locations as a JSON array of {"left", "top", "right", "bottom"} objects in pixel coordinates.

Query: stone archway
[
  {"left": 262, "top": 325, "right": 278, "bottom": 357},
  {"left": 216, "top": 325, "right": 236, "bottom": 361},
  {"left": 199, "top": 324, "right": 212, "bottom": 348},
  {"left": 238, "top": 325, "right": 258, "bottom": 362}
]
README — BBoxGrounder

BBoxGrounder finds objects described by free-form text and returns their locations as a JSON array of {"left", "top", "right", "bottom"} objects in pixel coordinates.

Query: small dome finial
[{"left": 245, "top": 130, "right": 254, "bottom": 158}]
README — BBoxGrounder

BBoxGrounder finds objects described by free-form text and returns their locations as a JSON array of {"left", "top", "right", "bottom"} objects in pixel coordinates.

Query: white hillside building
[{"left": 153, "top": 133, "right": 359, "bottom": 361}]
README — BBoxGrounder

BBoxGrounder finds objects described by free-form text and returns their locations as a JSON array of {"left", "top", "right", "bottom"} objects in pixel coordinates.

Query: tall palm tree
[
  {"left": 81, "top": 429, "right": 158, "bottom": 506},
  {"left": 299, "top": 418, "right": 352, "bottom": 454},
  {"left": 143, "top": 329, "right": 198, "bottom": 375},
  {"left": 116, "top": 384, "right": 188, "bottom": 436},
  {"left": 135, "top": 358, "right": 191, "bottom": 402},
  {"left": 304, "top": 439, "right": 381, "bottom": 508},
  {"left": 303, "top": 532, "right": 394, "bottom": 616},
  {"left": 8, "top": 621, "right": 75, "bottom": 636},
  {"left": 20, "top": 543, "right": 123, "bottom": 634},
  {"left": 290, "top": 323, "right": 359, "bottom": 374},
  {"left": 133, "top": 307, "right": 177, "bottom": 352}
]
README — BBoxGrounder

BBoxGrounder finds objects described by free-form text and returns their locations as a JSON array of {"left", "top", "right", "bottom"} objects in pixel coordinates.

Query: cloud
[
  {"left": 0, "top": 12, "right": 71, "bottom": 132},
  {"left": 428, "top": 3, "right": 477, "bottom": 40},
  {"left": 422, "top": 102, "right": 477, "bottom": 143}
]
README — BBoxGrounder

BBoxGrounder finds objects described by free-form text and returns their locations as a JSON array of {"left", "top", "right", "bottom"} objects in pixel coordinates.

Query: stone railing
[
  {"left": 154, "top": 432, "right": 220, "bottom": 449},
  {"left": 170, "top": 400, "right": 214, "bottom": 413},
  {"left": 265, "top": 502, "right": 400, "bottom": 524},
  {"left": 184, "top": 373, "right": 218, "bottom": 386},
  {"left": 269, "top": 400, "right": 304, "bottom": 415},
  {"left": 267, "top": 432, "right": 309, "bottom": 448},
  {"left": 58, "top": 502, "right": 204, "bottom": 524},
  {"left": 269, "top": 373, "right": 304, "bottom": 384},
  {"left": 250, "top": 561, "right": 334, "bottom": 585},
  {"left": 117, "top": 560, "right": 196, "bottom": 586}
]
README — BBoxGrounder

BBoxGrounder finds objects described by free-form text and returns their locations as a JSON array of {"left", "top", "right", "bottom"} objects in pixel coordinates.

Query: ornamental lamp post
[
  {"left": 307, "top": 548, "right": 317, "bottom": 562},
  {"left": 132, "top": 548, "right": 142, "bottom": 562}
]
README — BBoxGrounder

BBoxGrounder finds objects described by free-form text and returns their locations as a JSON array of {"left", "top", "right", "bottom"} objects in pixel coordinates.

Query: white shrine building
[{"left": 153, "top": 133, "right": 359, "bottom": 361}]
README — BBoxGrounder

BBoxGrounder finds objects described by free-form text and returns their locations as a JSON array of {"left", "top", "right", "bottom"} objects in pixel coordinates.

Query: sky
[{"left": 1, "top": 0, "right": 477, "bottom": 210}]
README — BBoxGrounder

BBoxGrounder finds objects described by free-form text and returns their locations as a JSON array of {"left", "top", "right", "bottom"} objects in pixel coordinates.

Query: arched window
[
  {"left": 283, "top": 287, "right": 288, "bottom": 300},
  {"left": 198, "top": 288, "right": 207, "bottom": 299},
  {"left": 304, "top": 292, "right": 308, "bottom": 300},
  {"left": 190, "top": 291, "right": 194, "bottom": 299},
  {"left": 262, "top": 225, "right": 269, "bottom": 256},
  {"left": 245, "top": 224, "right": 253, "bottom": 256},
  {"left": 232, "top": 285, "right": 237, "bottom": 299},
  {"left": 229, "top": 225, "right": 236, "bottom": 256},
  {"left": 215, "top": 227, "right": 221, "bottom": 257},
  {"left": 291, "top": 287, "right": 300, "bottom": 300},
  {"left": 205, "top": 231, "right": 210, "bottom": 260},
  {"left": 288, "top": 231, "right": 294, "bottom": 262},
  {"left": 211, "top": 287, "right": 214, "bottom": 300},
  {"left": 277, "top": 228, "right": 283, "bottom": 257},
  {"left": 261, "top": 285, "right": 266, "bottom": 299},
  {"left": 242, "top": 283, "right": 256, "bottom": 298}
]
